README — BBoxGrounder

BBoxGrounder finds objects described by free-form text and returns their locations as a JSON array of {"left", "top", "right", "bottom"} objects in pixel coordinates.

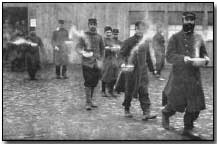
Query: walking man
[
  {"left": 52, "top": 20, "right": 69, "bottom": 79},
  {"left": 76, "top": 18, "right": 104, "bottom": 110},
  {"left": 101, "top": 26, "right": 119, "bottom": 97},
  {"left": 162, "top": 12, "right": 210, "bottom": 138},
  {"left": 118, "top": 21, "right": 157, "bottom": 120}
]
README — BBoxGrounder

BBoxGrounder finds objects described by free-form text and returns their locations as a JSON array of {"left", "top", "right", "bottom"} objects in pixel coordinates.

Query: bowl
[
  {"left": 81, "top": 51, "right": 93, "bottom": 58},
  {"left": 121, "top": 64, "right": 134, "bottom": 72},
  {"left": 190, "top": 58, "right": 207, "bottom": 67}
]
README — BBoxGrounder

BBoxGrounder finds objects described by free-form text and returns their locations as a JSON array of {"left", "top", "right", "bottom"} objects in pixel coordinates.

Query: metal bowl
[
  {"left": 190, "top": 58, "right": 207, "bottom": 67},
  {"left": 82, "top": 51, "right": 93, "bottom": 58},
  {"left": 121, "top": 64, "right": 134, "bottom": 72}
]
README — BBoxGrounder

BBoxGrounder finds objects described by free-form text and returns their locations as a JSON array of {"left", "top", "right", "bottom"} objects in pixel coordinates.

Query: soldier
[
  {"left": 161, "top": 12, "right": 210, "bottom": 138},
  {"left": 25, "top": 31, "right": 44, "bottom": 80},
  {"left": 101, "top": 26, "right": 119, "bottom": 98},
  {"left": 152, "top": 24, "right": 166, "bottom": 80},
  {"left": 76, "top": 18, "right": 104, "bottom": 110},
  {"left": 112, "top": 28, "right": 122, "bottom": 46},
  {"left": 20, "top": 20, "right": 28, "bottom": 36},
  {"left": 51, "top": 20, "right": 69, "bottom": 79},
  {"left": 118, "top": 21, "right": 157, "bottom": 120}
]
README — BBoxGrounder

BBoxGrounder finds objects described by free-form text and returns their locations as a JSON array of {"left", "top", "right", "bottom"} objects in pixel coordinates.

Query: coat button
[{"left": 185, "top": 44, "right": 188, "bottom": 47}]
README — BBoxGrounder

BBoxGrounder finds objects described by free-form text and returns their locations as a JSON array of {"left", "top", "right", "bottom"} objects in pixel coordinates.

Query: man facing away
[{"left": 152, "top": 23, "right": 166, "bottom": 80}]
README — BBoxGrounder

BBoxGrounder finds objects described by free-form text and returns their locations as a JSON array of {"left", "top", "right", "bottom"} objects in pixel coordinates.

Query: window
[
  {"left": 149, "top": 11, "right": 165, "bottom": 24},
  {"left": 208, "top": 11, "right": 213, "bottom": 26}
]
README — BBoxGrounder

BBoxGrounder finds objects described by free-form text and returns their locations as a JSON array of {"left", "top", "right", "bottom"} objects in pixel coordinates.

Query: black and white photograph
[{"left": 2, "top": 2, "right": 214, "bottom": 141}]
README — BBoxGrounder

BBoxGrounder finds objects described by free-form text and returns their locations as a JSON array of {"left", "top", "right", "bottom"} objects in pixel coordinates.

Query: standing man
[
  {"left": 101, "top": 26, "right": 119, "bottom": 98},
  {"left": 118, "top": 21, "right": 157, "bottom": 120},
  {"left": 25, "top": 31, "right": 44, "bottom": 80},
  {"left": 161, "top": 12, "right": 210, "bottom": 138},
  {"left": 76, "top": 18, "right": 104, "bottom": 110},
  {"left": 152, "top": 24, "right": 166, "bottom": 80},
  {"left": 20, "top": 20, "right": 28, "bottom": 37},
  {"left": 112, "top": 28, "right": 122, "bottom": 46},
  {"left": 52, "top": 20, "right": 69, "bottom": 79}
]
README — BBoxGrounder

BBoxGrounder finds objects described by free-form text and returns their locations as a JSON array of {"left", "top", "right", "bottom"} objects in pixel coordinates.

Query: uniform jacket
[
  {"left": 101, "top": 37, "right": 119, "bottom": 83},
  {"left": 118, "top": 34, "right": 154, "bottom": 96},
  {"left": 163, "top": 30, "right": 208, "bottom": 112},
  {"left": 76, "top": 31, "right": 104, "bottom": 68}
]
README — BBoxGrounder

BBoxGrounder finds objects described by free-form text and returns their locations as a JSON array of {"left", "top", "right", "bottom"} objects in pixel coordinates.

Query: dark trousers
[
  {"left": 82, "top": 65, "right": 100, "bottom": 88},
  {"left": 56, "top": 65, "right": 67, "bottom": 76},
  {"left": 101, "top": 81, "right": 106, "bottom": 93},
  {"left": 162, "top": 104, "right": 200, "bottom": 129},
  {"left": 122, "top": 87, "right": 151, "bottom": 113}
]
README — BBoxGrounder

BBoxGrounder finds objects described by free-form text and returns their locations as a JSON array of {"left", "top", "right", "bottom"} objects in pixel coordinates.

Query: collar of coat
[
  {"left": 86, "top": 30, "right": 97, "bottom": 35},
  {"left": 134, "top": 33, "right": 143, "bottom": 41}
]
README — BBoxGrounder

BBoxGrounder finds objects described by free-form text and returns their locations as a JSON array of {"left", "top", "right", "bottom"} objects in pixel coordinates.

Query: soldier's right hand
[
  {"left": 184, "top": 56, "right": 192, "bottom": 64},
  {"left": 55, "top": 46, "right": 59, "bottom": 51}
]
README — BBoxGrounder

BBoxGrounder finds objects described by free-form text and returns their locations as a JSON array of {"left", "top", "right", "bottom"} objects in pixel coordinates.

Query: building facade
[{"left": 3, "top": 3, "right": 214, "bottom": 66}]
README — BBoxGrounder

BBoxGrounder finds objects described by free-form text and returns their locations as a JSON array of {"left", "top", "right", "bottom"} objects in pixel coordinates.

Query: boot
[
  {"left": 162, "top": 111, "right": 170, "bottom": 129},
  {"left": 106, "top": 83, "right": 117, "bottom": 98},
  {"left": 85, "top": 87, "right": 92, "bottom": 110},
  {"left": 106, "top": 88, "right": 113, "bottom": 97},
  {"left": 124, "top": 107, "right": 133, "bottom": 118},
  {"left": 142, "top": 109, "right": 157, "bottom": 121},
  {"left": 90, "top": 88, "right": 98, "bottom": 108},
  {"left": 62, "top": 65, "right": 68, "bottom": 79},
  {"left": 102, "top": 90, "right": 108, "bottom": 97},
  {"left": 182, "top": 127, "right": 201, "bottom": 139}
]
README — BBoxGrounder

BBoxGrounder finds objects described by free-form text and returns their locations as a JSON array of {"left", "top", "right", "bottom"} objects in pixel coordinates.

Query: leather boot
[
  {"left": 124, "top": 107, "right": 133, "bottom": 118},
  {"left": 182, "top": 127, "right": 201, "bottom": 139},
  {"left": 142, "top": 109, "right": 157, "bottom": 121},
  {"left": 162, "top": 111, "right": 170, "bottom": 129},
  {"left": 85, "top": 87, "right": 92, "bottom": 110}
]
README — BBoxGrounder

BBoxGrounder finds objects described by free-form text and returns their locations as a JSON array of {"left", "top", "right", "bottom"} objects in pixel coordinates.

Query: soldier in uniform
[
  {"left": 101, "top": 26, "right": 119, "bottom": 97},
  {"left": 112, "top": 28, "right": 122, "bottom": 46},
  {"left": 161, "top": 12, "right": 210, "bottom": 138},
  {"left": 51, "top": 20, "right": 69, "bottom": 79},
  {"left": 152, "top": 24, "right": 166, "bottom": 80},
  {"left": 118, "top": 21, "right": 157, "bottom": 120},
  {"left": 76, "top": 18, "right": 104, "bottom": 110},
  {"left": 25, "top": 31, "right": 44, "bottom": 80}
]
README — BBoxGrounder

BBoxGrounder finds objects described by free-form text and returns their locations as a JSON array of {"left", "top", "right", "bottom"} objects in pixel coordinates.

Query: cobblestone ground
[{"left": 3, "top": 64, "right": 214, "bottom": 140}]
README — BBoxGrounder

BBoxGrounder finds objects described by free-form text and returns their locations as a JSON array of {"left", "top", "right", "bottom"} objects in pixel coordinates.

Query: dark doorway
[{"left": 3, "top": 7, "right": 28, "bottom": 35}]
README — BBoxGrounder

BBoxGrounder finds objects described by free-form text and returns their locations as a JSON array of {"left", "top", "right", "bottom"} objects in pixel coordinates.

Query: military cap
[
  {"left": 88, "top": 18, "right": 97, "bottom": 24},
  {"left": 104, "top": 26, "right": 112, "bottom": 32},
  {"left": 112, "top": 29, "right": 119, "bottom": 34},
  {"left": 58, "top": 20, "right": 64, "bottom": 24},
  {"left": 182, "top": 11, "right": 196, "bottom": 20},
  {"left": 135, "top": 21, "right": 146, "bottom": 27}
]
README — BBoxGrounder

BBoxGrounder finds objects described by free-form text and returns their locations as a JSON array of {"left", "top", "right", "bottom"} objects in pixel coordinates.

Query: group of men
[
  {"left": 67, "top": 11, "right": 208, "bottom": 138},
  {"left": 3, "top": 19, "right": 44, "bottom": 80},
  {"left": 4, "top": 11, "right": 210, "bottom": 139}
]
